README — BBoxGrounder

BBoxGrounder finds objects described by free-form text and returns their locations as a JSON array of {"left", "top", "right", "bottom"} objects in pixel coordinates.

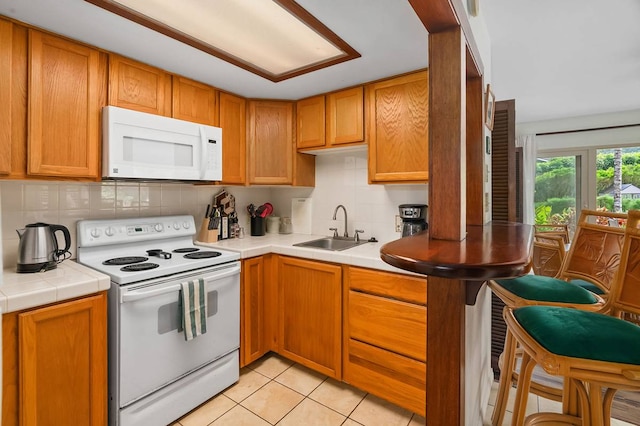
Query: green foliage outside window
[{"left": 535, "top": 149, "right": 640, "bottom": 226}]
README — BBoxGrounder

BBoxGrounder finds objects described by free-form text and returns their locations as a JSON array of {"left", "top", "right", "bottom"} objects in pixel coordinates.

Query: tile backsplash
[{"left": 1, "top": 150, "right": 428, "bottom": 269}]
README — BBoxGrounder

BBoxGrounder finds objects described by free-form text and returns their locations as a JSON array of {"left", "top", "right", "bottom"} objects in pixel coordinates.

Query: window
[{"left": 535, "top": 152, "right": 584, "bottom": 233}]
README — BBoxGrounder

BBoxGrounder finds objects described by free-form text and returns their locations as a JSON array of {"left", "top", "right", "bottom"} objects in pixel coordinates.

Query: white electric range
[{"left": 77, "top": 215, "right": 241, "bottom": 426}]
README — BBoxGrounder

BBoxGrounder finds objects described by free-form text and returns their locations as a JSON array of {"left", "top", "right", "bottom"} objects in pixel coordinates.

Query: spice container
[{"left": 279, "top": 217, "right": 292, "bottom": 234}]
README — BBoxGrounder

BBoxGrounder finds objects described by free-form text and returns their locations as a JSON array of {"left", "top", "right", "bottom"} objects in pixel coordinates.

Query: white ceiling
[
  {"left": 2, "top": 0, "right": 638, "bottom": 125},
  {"left": 482, "top": 0, "right": 640, "bottom": 123},
  {"left": 0, "top": 0, "right": 428, "bottom": 100}
]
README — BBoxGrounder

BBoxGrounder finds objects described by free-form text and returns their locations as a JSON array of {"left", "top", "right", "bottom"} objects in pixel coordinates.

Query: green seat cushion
[
  {"left": 514, "top": 306, "right": 640, "bottom": 365},
  {"left": 494, "top": 275, "right": 598, "bottom": 304},
  {"left": 569, "top": 278, "right": 606, "bottom": 295}
]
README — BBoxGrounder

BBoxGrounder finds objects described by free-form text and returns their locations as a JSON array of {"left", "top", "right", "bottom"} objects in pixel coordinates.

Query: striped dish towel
[{"left": 180, "top": 278, "right": 207, "bottom": 341}]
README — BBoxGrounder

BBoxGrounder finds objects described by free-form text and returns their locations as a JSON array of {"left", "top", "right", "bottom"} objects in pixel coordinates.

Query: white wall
[
  {"left": 0, "top": 155, "right": 430, "bottom": 269},
  {"left": 518, "top": 108, "right": 640, "bottom": 151},
  {"left": 465, "top": 5, "right": 496, "bottom": 425},
  {"left": 0, "top": 181, "right": 272, "bottom": 268},
  {"left": 271, "top": 150, "right": 428, "bottom": 243}
]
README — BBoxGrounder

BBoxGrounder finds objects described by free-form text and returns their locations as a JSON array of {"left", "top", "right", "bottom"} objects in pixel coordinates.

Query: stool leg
[
  {"left": 492, "top": 328, "right": 518, "bottom": 426},
  {"left": 588, "top": 383, "right": 605, "bottom": 426},
  {"left": 603, "top": 388, "right": 617, "bottom": 426},
  {"left": 512, "top": 351, "right": 536, "bottom": 426}
]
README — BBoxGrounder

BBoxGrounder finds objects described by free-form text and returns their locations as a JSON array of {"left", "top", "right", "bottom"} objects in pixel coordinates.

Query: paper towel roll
[{"left": 291, "top": 198, "right": 312, "bottom": 234}]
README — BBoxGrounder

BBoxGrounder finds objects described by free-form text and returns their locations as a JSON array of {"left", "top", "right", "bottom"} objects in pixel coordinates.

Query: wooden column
[
  {"left": 427, "top": 26, "right": 467, "bottom": 426},
  {"left": 466, "top": 76, "right": 485, "bottom": 225},
  {"left": 426, "top": 276, "right": 466, "bottom": 425},
  {"left": 428, "top": 27, "right": 466, "bottom": 240}
]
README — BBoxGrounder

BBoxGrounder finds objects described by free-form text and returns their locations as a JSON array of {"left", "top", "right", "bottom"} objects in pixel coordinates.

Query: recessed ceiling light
[{"left": 85, "top": 0, "right": 360, "bottom": 82}]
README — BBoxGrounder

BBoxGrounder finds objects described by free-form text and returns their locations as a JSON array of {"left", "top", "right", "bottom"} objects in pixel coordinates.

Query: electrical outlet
[{"left": 395, "top": 215, "right": 402, "bottom": 232}]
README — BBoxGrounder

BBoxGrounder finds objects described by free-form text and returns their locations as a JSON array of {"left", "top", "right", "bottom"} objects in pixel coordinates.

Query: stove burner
[
  {"left": 120, "top": 263, "right": 160, "bottom": 272},
  {"left": 173, "top": 247, "right": 200, "bottom": 253},
  {"left": 103, "top": 256, "right": 148, "bottom": 266},
  {"left": 184, "top": 251, "right": 222, "bottom": 259}
]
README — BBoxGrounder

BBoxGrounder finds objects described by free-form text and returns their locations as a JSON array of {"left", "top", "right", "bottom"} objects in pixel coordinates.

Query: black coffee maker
[{"left": 399, "top": 204, "right": 428, "bottom": 237}]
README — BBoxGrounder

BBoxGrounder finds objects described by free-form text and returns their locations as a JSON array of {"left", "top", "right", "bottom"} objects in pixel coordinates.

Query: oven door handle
[{"left": 121, "top": 264, "right": 240, "bottom": 303}]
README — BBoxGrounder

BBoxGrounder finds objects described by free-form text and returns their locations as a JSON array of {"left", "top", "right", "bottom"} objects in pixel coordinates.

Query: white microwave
[{"left": 102, "top": 106, "right": 222, "bottom": 181}]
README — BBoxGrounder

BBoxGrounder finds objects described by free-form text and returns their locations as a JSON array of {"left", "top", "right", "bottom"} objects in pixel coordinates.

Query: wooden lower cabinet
[
  {"left": 240, "top": 255, "right": 277, "bottom": 367},
  {"left": 241, "top": 257, "right": 428, "bottom": 415},
  {"left": 2, "top": 292, "right": 108, "bottom": 426},
  {"left": 277, "top": 256, "right": 342, "bottom": 378},
  {"left": 343, "top": 266, "right": 427, "bottom": 416}
]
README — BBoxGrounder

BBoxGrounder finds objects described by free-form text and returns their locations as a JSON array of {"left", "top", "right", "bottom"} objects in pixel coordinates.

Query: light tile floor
[{"left": 172, "top": 353, "right": 638, "bottom": 426}]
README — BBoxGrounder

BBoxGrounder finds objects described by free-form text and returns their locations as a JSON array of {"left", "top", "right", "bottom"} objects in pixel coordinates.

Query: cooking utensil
[
  {"left": 146, "top": 249, "right": 172, "bottom": 259},
  {"left": 247, "top": 204, "right": 256, "bottom": 217},
  {"left": 260, "top": 202, "right": 273, "bottom": 218},
  {"left": 204, "top": 204, "right": 211, "bottom": 218},
  {"left": 16, "top": 222, "right": 71, "bottom": 273}
]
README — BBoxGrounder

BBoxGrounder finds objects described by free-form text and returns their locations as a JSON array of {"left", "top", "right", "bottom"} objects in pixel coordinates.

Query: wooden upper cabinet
[
  {"left": 172, "top": 76, "right": 218, "bottom": 126},
  {"left": 247, "top": 100, "right": 294, "bottom": 184},
  {"left": 28, "top": 30, "right": 106, "bottom": 179},
  {"left": 219, "top": 92, "right": 247, "bottom": 185},
  {"left": 0, "top": 19, "right": 16, "bottom": 176},
  {"left": 108, "top": 54, "right": 171, "bottom": 116},
  {"left": 326, "top": 86, "right": 364, "bottom": 147},
  {"left": 296, "top": 87, "right": 364, "bottom": 151},
  {"left": 296, "top": 95, "right": 325, "bottom": 149},
  {"left": 367, "top": 71, "right": 429, "bottom": 183}
]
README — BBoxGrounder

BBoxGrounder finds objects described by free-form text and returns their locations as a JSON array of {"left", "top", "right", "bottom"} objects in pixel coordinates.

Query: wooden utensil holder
[{"left": 197, "top": 218, "right": 218, "bottom": 242}]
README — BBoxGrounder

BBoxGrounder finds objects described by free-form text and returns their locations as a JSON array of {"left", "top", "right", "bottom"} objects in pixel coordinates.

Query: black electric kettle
[{"left": 16, "top": 223, "right": 71, "bottom": 273}]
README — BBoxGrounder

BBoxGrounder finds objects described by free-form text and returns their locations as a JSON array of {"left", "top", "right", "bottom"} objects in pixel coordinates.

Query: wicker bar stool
[
  {"left": 489, "top": 209, "right": 627, "bottom": 426},
  {"left": 503, "top": 208, "right": 640, "bottom": 425}
]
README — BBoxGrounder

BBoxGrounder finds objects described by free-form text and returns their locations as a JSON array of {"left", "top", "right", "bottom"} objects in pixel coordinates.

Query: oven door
[{"left": 116, "top": 262, "right": 240, "bottom": 407}]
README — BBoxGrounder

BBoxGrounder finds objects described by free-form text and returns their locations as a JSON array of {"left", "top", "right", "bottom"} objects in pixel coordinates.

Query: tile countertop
[
  {"left": 1, "top": 261, "right": 111, "bottom": 314},
  {"left": 195, "top": 233, "right": 422, "bottom": 276}
]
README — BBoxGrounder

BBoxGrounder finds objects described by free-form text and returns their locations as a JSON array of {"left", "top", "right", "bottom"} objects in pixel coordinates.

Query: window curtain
[{"left": 516, "top": 134, "right": 537, "bottom": 224}]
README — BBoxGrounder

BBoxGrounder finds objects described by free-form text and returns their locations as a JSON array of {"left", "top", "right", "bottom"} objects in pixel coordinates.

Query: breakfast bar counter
[{"left": 380, "top": 222, "right": 533, "bottom": 425}]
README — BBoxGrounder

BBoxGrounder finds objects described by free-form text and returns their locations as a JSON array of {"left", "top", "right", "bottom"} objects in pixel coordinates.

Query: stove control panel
[
  {"left": 126, "top": 224, "right": 163, "bottom": 236},
  {"left": 77, "top": 215, "right": 196, "bottom": 247}
]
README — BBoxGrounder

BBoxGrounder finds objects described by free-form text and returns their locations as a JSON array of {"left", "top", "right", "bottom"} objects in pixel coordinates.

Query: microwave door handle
[{"left": 199, "top": 126, "right": 208, "bottom": 179}]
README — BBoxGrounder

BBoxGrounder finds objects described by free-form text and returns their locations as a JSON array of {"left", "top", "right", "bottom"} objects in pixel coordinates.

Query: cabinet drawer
[
  {"left": 346, "top": 267, "right": 426, "bottom": 305},
  {"left": 348, "top": 291, "right": 426, "bottom": 361},
  {"left": 344, "top": 339, "right": 425, "bottom": 416}
]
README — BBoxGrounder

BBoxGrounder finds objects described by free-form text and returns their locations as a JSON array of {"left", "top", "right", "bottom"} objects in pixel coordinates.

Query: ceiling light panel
[{"left": 90, "top": 0, "right": 359, "bottom": 81}]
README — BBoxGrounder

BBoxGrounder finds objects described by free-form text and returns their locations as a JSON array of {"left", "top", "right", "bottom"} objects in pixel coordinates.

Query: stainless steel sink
[{"left": 293, "top": 237, "right": 368, "bottom": 251}]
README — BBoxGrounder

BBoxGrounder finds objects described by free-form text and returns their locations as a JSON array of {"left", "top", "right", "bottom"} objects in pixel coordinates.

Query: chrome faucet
[{"left": 332, "top": 204, "right": 348, "bottom": 238}]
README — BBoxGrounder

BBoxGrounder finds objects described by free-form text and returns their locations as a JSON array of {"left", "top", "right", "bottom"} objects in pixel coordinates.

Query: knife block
[{"left": 197, "top": 218, "right": 219, "bottom": 242}]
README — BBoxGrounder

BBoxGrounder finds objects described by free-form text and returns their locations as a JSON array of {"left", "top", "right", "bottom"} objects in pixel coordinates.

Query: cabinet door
[
  {"left": 326, "top": 86, "right": 364, "bottom": 146},
  {"left": 367, "top": 71, "right": 429, "bottom": 183},
  {"left": 278, "top": 256, "right": 342, "bottom": 378},
  {"left": 0, "top": 19, "right": 13, "bottom": 175},
  {"left": 241, "top": 257, "right": 267, "bottom": 366},
  {"left": 1, "top": 21, "right": 27, "bottom": 179},
  {"left": 172, "top": 76, "right": 218, "bottom": 125},
  {"left": 219, "top": 92, "right": 246, "bottom": 185},
  {"left": 248, "top": 100, "right": 293, "bottom": 184},
  {"left": 28, "top": 31, "right": 106, "bottom": 178},
  {"left": 108, "top": 54, "right": 171, "bottom": 116},
  {"left": 17, "top": 293, "right": 107, "bottom": 426},
  {"left": 296, "top": 95, "right": 325, "bottom": 149}
]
